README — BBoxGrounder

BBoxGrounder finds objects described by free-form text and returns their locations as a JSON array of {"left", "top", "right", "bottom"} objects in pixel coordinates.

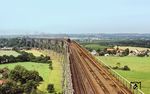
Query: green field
[
  {"left": 24, "top": 49, "right": 43, "bottom": 56},
  {"left": 0, "top": 50, "right": 20, "bottom": 56},
  {"left": 27, "top": 50, "right": 63, "bottom": 93},
  {"left": 0, "top": 50, "right": 62, "bottom": 94},
  {"left": 84, "top": 44, "right": 108, "bottom": 51},
  {"left": 0, "top": 62, "right": 50, "bottom": 93},
  {"left": 39, "top": 50, "right": 63, "bottom": 93},
  {"left": 97, "top": 56, "right": 150, "bottom": 94}
]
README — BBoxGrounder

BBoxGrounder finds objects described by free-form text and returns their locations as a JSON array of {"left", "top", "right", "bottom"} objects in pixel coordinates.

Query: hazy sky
[{"left": 0, "top": 0, "right": 150, "bottom": 34}]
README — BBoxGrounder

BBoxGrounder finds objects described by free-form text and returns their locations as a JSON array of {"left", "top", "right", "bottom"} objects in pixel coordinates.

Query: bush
[
  {"left": 122, "top": 65, "right": 130, "bottom": 71},
  {"left": 137, "top": 54, "right": 145, "bottom": 57},
  {"left": 99, "top": 51, "right": 105, "bottom": 56},
  {"left": 49, "top": 63, "right": 53, "bottom": 70},
  {"left": 0, "top": 51, "right": 52, "bottom": 65},
  {"left": 111, "top": 64, "right": 130, "bottom": 71},
  {"left": 112, "top": 66, "right": 119, "bottom": 69},
  {"left": 47, "top": 84, "right": 55, "bottom": 93}
]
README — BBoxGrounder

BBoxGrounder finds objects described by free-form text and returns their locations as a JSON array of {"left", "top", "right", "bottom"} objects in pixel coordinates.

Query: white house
[{"left": 91, "top": 50, "right": 98, "bottom": 56}]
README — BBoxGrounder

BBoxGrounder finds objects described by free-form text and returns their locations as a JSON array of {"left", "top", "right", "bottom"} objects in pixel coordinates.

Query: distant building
[
  {"left": 106, "top": 48, "right": 116, "bottom": 55},
  {"left": 107, "top": 48, "right": 115, "bottom": 52},
  {"left": 0, "top": 47, "right": 13, "bottom": 50},
  {"left": 129, "top": 49, "right": 150, "bottom": 56},
  {"left": 91, "top": 50, "right": 98, "bottom": 56},
  {"left": 116, "top": 49, "right": 125, "bottom": 56},
  {"left": 104, "top": 54, "right": 109, "bottom": 56}
]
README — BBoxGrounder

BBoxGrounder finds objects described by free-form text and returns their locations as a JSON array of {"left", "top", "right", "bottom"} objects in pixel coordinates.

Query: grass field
[
  {"left": 97, "top": 56, "right": 150, "bottom": 93},
  {"left": 24, "top": 49, "right": 43, "bottom": 56},
  {"left": 84, "top": 44, "right": 108, "bottom": 50},
  {"left": 0, "top": 62, "right": 51, "bottom": 94},
  {"left": 39, "top": 50, "right": 63, "bottom": 93},
  {"left": 0, "top": 50, "right": 20, "bottom": 56},
  {"left": 25, "top": 50, "right": 63, "bottom": 93},
  {"left": 0, "top": 50, "right": 63, "bottom": 94}
]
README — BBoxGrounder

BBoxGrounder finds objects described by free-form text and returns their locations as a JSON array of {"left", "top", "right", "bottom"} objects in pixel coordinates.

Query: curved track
[{"left": 69, "top": 41, "right": 132, "bottom": 94}]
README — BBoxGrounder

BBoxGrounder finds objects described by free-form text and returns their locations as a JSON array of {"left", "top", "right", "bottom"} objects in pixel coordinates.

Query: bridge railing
[
  {"left": 96, "top": 59, "right": 144, "bottom": 94},
  {"left": 62, "top": 44, "right": 74, "bottom": 94}
]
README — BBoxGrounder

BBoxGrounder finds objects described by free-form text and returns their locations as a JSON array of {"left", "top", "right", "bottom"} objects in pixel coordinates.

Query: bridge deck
[{"left": 69, "top": 41, "right": 132, "bottom": 94}]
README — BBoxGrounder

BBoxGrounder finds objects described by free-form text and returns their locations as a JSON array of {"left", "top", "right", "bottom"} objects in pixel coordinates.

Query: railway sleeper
[
  {"left": 110, "top": 83, "right": 117, "bottom": 88},
  {"left": 90, "top": 72, "right": 110, "bottom": 93}
]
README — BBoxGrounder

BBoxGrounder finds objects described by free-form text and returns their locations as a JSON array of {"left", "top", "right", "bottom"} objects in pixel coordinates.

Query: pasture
[
  {"left": 97, "top": 56, "right": 150, "bottom": 93},
  {"left": 26, "top": 49, "right": 63, "bottom": 93},
  {"left": 0, "top": 50, "right": 20, "bottom": 56},
  {"left": 0, "top": 49, "right": 63, "bottom": 93},
  {"left": 84, "top": 44, "right": 108, "bottom": 51},
  {"left": 39, "top": 50, "right": 63, "bottom": 93},
  {"left": 0, "top": 62, "right": 51, "bottom": 93},
  {"left": 24, "top": 49, "right": 43, "bottom": 56}
]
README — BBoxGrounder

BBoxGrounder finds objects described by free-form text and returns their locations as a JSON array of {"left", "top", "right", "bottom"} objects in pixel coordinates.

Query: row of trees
[
  {"left": 0, "top": 65, "right": 43, "bottom": 94},
  {"left": 0, "top": 51, "right": 51, "bottom": 63},
  {"left": 0, "top": 51, "right": 53, "bottom": 69}
]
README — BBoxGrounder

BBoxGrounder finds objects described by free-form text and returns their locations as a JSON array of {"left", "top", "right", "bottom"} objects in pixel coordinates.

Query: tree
[
  {"left": 96, "top": 49, "right": 101, "bottom": 52},
  {"left": 9, "top": 65, "right": 43, "bottom": 94},
  {"left": 123, "top": 65, "right": 130, "bottom": 71},
  {"left": 122, "top": 48, "right": 129, "bottom": 56},
  {"left": 9, "top": 55, "right": 16, "bottom": 63},
  {"left": 47, "top": 84, "right": 55, "bottom": 93},
  {"left": 99, "top": 51, "right": 105, "bottom": 56},
  {"left": 17, "top": 53, "right": 29, "bottom": 62},
  {"left": 49, "top": 62, "right": 53, "bottom": 70},
  {"left": 0, "top": 81, "right": 23, "bottom": 94},
  {"left": 116, "top": 62, "right": 121, "bottom": 68},
  {"left": 2, "top": 55, "right": 9, "bottom": 63},
  {"left": 0, "top": 67, "right": 9, "bottom": 79},
  {"left": 10, "top": 65, "right": 43, "bottom": 84},
  {"left": 23, "top": 80, "right": 36, "bottom": 93}
]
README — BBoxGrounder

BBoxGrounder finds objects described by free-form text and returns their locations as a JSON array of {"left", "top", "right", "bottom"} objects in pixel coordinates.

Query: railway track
[{"left": 68, "top": 40, "right": 132, "bottom": 94}]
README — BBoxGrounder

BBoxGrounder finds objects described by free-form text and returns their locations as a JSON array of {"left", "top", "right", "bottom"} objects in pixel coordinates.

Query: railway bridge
[
  {"left": 20, "top": 37, "right": 144, "bottom": 94},
  {"left": 65, "top": 40, "right": 144, "bottom": 94}
]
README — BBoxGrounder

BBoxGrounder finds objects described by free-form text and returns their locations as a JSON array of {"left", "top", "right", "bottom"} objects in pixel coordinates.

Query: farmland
[
  {"left": 24, "top": 49, "right": 43, "bottom": 56},
  {"left": 84, "top": 44, "right": 108, "bottom": 51},
  {"left": 25, "top": 50, "right": 63, "bottom": 93},
  {"left": 97, "top": 56, "right": 150, "bottom": 93},
  {"left": 0, "top": 50, "right": 63, "bottom": 94},
  {"left": 0, "top": 50, "right": 20, "bottom": 56},
  {"left": 0, "top": 62, "right": 50, "bottom": 93}
]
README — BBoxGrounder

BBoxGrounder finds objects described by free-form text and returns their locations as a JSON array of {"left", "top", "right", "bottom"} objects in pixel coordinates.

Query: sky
[{"left": 0, "top": 0, "right": 150, "bottom": 35}]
